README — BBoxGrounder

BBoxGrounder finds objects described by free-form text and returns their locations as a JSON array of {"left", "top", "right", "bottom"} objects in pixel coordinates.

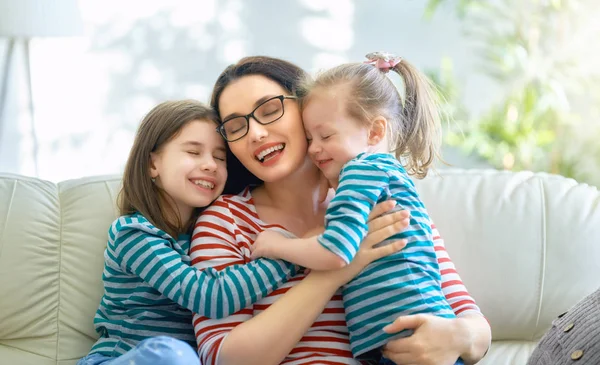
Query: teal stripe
[
  {"left": 247, "top": 262, "right": 268, "bottom": 296},
  {"left": 345, "top": 283, "right": 443, "bottom": 311},
  {"left": 256, "top": 260, "right": 277, "bottom": 291},
  {"left": 222, "top": 273, "right": 236, "bottom": 318},
  {"left": 182, "top": 270, "right": 196, "bottom": 309},
  {"left": 152, "top": 253, "right": 180, "bottom": 290},
  {"left": 336, "top": 185, "right": 379, "bottom": 201},
  {"left": 215, "top": 271, "right": 224, "bottom": 318},
  {"left": 220, "top": 267, "right": 246, "bottom": 309},
  {"left": 320, "top": 231, "right": 353, "bottom": 262}
]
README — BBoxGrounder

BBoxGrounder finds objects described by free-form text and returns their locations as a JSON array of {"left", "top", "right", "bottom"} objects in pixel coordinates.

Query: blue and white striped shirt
[
  {"left": 90, "top": 213, "right": 296, "bottom": 357},
  {"left": 318, "top": 153, "right": 455, "bottom": 358}
]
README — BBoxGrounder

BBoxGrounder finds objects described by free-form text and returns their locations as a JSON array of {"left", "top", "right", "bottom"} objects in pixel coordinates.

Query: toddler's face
[{"left": 302, "top": 89, "right": 371, "bottom": 182}]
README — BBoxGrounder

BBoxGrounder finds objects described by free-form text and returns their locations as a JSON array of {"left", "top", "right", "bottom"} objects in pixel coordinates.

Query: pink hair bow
[{"left": 364, "top": 52, "right": 402, "bottom": 73}]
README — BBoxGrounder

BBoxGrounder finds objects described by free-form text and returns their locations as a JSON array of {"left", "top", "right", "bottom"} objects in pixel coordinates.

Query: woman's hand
[
  {"left": 382, "top": 314, "right": 483, "bottom": 365},
  {"left": 312, "top": 200, "right": 410, "bottom": 286}
]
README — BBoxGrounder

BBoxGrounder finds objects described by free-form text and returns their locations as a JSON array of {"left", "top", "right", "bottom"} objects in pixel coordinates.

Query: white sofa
[{"left": 1, "top": 170, "right": 599, "bottom": 365}]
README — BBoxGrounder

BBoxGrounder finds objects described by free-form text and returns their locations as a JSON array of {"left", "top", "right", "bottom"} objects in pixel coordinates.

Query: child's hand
[{"left": 250, "top": 230, "right": 286, "bottom": 260}]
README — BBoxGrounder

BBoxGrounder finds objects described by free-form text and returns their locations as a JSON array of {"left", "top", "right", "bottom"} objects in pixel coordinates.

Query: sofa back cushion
[{"left": 0, "top": 174, "right": 121, "bottom": 365}]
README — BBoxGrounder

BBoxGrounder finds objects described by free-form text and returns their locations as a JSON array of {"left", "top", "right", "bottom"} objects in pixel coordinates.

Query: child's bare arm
[{"left": 251, "top": 230, "right": 345, "bottom": 270}]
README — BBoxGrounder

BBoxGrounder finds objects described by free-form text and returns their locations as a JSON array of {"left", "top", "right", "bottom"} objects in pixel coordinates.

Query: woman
[{"left": 191, "top": 56, "right": 492, "bottom": 365}]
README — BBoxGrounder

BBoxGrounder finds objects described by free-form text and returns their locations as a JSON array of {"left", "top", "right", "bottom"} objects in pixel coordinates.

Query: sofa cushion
[{"left": 0, "top": 174, "right": 121, "bottom": 365}]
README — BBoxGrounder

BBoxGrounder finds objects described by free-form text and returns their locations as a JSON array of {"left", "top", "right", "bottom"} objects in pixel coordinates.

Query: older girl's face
[{"left": 218, "top": 75, "right": 308, "bottom": 182}]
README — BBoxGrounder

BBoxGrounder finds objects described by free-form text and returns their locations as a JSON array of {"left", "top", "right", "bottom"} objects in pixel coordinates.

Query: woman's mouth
[{"left": 255, "top": 143, "right": 285, "bottom": 163}]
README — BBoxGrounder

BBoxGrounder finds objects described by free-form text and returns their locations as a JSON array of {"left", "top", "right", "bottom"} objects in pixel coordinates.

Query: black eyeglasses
[{"left": 216, "top": 95, "right": 298, "bottom": 142}]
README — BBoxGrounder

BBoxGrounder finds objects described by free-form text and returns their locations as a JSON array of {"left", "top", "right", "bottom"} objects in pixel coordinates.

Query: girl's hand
[
  {"left": 315, "top": 200, "right": 410, "bottom": 286},
  {"left": 250, "top": 230, "right": 286, "bottom": 260},
  {"left": 382, "top": 314, "right": 467, "bottom": 365}
]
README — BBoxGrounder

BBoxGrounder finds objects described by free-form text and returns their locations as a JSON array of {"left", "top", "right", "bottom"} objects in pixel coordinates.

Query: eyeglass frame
[{"left": 216, "top": 94, "right": 298, "bottom": 142}]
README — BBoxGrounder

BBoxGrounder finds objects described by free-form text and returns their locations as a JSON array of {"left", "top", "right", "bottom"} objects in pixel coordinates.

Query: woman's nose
[{"left": 247, "top": 118, "right": 268, "bottom": 142}]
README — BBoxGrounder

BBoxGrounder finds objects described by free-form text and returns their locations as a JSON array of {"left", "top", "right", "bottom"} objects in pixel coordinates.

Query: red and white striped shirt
[{"left": 191, "top": 189, "right": 482, "bottom": 365}]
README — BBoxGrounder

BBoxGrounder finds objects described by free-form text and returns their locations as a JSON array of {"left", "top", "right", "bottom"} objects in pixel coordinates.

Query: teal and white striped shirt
[
  {"left": 90, "top": 213, "right": 296, "bottom": 357},
  {"left": 318, "top": 153, "right": 455, "bottom": 358}
]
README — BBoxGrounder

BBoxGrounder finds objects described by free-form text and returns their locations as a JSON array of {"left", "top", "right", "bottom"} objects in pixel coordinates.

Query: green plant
[{"left": 427, "top": 0, "right": 600, "bottom": 185}]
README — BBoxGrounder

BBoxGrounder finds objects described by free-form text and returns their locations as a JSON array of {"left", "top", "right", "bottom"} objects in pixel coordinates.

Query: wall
[{"left": 0, "top": 0, "right": 497, "bottom": 181}]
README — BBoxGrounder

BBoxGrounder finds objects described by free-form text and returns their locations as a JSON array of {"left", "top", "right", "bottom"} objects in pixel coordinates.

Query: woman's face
[{"left": 218, "top": 75, "right": 309, "bottom": 182}]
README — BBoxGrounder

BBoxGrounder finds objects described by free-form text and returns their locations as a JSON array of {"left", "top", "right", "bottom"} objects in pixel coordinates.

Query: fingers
[
  {"left": 362, "top": 222, "right": 403, "bottom": 248},
  {"left": 383, "top": 314, "right": 427, "bottom": 333},
  {"left": 383, "top": 336, "right": 413, "bottom": 353},
  {"left": 369, "top": 238, "right": 407, "bottom": 261},
  {"left": 368, "top": 210, "right": 410, "bottom": 233},
  {"left": 368, "top": 200, "right": 396, "bottom": 221}
]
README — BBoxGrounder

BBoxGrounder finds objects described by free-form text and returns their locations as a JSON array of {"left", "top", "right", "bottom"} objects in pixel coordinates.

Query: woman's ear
[
  {"left": 368, "top": 116, "right": 388, "bottom": 146},
  {"left": 149, "top": 152, "right": 159, "bottom": 178}
]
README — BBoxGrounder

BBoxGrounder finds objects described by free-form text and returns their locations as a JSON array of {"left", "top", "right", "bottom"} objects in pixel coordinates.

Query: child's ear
[
  {"left": 149, "top": 152, "right": 159, "bottom": 179},
  {"left": 368, "top": 116, "right": 387, "bottom": 145}
]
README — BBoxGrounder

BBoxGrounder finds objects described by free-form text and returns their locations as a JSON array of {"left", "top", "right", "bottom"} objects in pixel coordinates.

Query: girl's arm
[
  {"left": 251, "top": 232, "right": 345, "bottom": 270},
  {"left": 110, "top": 208, "right": 297, "bottom": 319},
  {"left": 193, "top": 202, "right": 410, "bottom": 365},
  {"left": 253, "top": 160, "right": 398, "bottom": 271}
]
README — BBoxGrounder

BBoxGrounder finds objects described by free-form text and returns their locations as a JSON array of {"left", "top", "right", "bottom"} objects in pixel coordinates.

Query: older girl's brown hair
[
  {"left": 118, "top": 100, "right": 218, "bottom": 238},
  {"left": 299, "top": 58, "right": 442, "bottom": 178}
]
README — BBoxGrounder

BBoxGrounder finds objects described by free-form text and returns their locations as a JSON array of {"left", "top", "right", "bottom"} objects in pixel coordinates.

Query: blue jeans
[
  {"left": 380, "top": 357, "right": 464, "bottom": 365},
  {"left": 77, "top": 336, "right": 199, "bottom": 365}
]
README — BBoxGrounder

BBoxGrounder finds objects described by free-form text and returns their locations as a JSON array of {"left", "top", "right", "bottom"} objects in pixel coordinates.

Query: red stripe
[
  {"left": 441, "top": 279, "right": 464, "bottom": 289},
  {"left": 193, "top": 311, "right": 252, "bottom": 327},
  {"left": 300, "top": 335, "right": 349, "bottom": 344},
  {"left": 287, "top": 360, "right": 347, "bottom": 365},
  {"left": 445, "top": 290, "right": 470, "bottom": 299},
  {"left": 312, "top": 320, "right": 347, "bottom": 328},
  {"left": 190, "top": 241, "right": 238, "bottom": 254},
  {"left": 192, "top": 222, "right": 233, "bottom": 241},
  {"left": 196, "top": 209, "right": 235, "bottom": 226},
  {"left": 210, "top": 336, "right": 224, "bottom": 365},
  {"left": 289, "top": 346, "right": 352, "bottom": 357},
  {"left": 450, "top": 299, "right": 477, "bottom": 310},
  {"left": 440, "top": 268, "right": 457, "bottom": 276}
]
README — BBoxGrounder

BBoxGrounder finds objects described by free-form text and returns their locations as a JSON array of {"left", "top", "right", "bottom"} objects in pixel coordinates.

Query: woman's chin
[{"left": 252, "top": 156, "right": 310, "bottom": 183}]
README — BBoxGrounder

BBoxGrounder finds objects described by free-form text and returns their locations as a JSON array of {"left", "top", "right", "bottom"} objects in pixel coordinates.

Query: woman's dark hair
[{"left": 210, "top": 56, "right": 309, "bottom": 195}]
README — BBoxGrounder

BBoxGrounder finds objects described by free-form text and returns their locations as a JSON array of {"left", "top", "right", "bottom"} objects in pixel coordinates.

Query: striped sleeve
[
  {"left": 190, "top": 198, "right": 257, "bottom": 365},
  {"left": 432, "top": 224, "right": 483, "bottom": 317},
  {"left": 109, "top": 215, "right": 294, "bottom": 320},
  {"left": 317, "top": 160, "right": 389, "bottom": 264}
]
